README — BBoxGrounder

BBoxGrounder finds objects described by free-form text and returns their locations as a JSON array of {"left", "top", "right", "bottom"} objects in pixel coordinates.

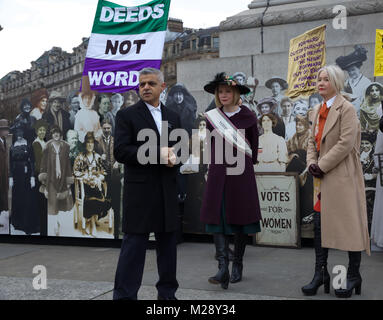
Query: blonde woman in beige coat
[{"left": 302, "top": 65, "right": 370, "bottom": 299}]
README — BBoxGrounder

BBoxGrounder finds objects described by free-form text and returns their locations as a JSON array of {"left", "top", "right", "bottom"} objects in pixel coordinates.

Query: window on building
[
  {"left": 192, "top": 39, "right": 197, "bottom": 50},
  {"left": 213, "top": 37, "right": 220, "bottom": 49}
]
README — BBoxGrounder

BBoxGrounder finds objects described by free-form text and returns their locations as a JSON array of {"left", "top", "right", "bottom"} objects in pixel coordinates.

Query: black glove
[{"left": 309, "top": 164, "right": 324, "bottom": 178}]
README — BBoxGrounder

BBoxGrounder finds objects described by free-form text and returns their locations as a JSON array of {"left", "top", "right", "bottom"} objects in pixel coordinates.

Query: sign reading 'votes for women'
[{"left": 83, "top": 0, "right": 171, "bottom": 92}]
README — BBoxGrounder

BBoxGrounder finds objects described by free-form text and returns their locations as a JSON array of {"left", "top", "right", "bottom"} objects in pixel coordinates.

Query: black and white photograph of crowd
[
  {"left": 0, "top": 44, "right": 383, "bottom": 250},
  {"left": 0, "top": 88, "right": 140, "bottom": 238}
]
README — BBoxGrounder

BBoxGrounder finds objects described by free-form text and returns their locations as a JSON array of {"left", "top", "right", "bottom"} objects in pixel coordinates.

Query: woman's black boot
[
  {"left": 302, "top": 213, "right": 330, "bottom": 296},
  {"left": 230, "top": 233, "right": 247, "bottom": 283},
  {"left": 209, "top": 233, "right": 230, "bottom": 289},
  {"left": 334, "top": 251, "right": 362, "bottom": 298}
]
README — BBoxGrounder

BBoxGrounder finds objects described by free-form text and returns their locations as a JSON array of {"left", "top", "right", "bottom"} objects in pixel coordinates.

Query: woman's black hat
[
  {"left": 336, "top": 45, "right": 368, "bottom": 70},
  {"left": 204, "top": 72, "right": 251, "bottom": 95}
]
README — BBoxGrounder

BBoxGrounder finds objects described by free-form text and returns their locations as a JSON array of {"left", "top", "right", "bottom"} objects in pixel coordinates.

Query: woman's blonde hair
[
  {"left": 317, "top": 65, "right": 345, "bottom": 94},
  {"left": 214, "top": 84, "right": 241, "bottom": 107}
]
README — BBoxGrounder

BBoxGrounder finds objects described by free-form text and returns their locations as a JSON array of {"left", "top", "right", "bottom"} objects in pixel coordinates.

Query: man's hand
[
  {"left": 309, "top": 164, "right": 324, "bottom": 178},
  {"left": 168, "top": 148, "right": 176, "bottom": 166},
  {"left": 160, "top": 147, "right": 176, "bottom": 167}
]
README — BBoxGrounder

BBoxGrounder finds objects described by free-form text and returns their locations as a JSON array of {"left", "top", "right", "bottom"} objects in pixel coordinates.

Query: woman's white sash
[{"left": 205, "top": 108, "right": 252, "bottom": 158}]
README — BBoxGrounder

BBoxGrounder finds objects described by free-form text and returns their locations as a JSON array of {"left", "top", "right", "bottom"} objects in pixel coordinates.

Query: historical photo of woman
[
  {"left": 166, "top": 83, "right": 197, "bottom": 137},
  {"left": 110, "top": 93, "right": 124, "bottom": 116},
  {"left": 0, "top": 119, "right": 10, "bottom": 234},
  {"left": 242, "top": 76, "right": 259, "bottom": 114},
  {"left": 256, "top": 97, "right": 285, "bottom": 138},
  {"left": 360, "top": 131, "right": 378, "bottom": 232},
  {"left": 30, "top": 88, "right": 49, "bottom": 121},
  {"left": 43, "top": 90, "right": 71, "bottom": 140},
  {"left": 183, "top": 116, "right": 209, "bottom": 234},
  {"left": 97, "top": 94, "right": 113, "bottom": 126},
  {"left": 166, "top": 84, "right": 198, "bottom": 203},
  {"left": 32, "top": 119, "right": 49, "bottom": 236},
  {"left": 74, "top": 91, "right": 102, "bottom": 143},
  {"left": 309, "top": 93, "right": 323, "bottom": 109},
  {"left": 360, "top": 82, "right": 383, "bottom": 131},
  {"left": 95, "top": 119, "right": 119, "bottom": 238},
  {"left": 336, "top": 45, "right": 371, "bottom": 115},
  {"left": 9, "top": 128, "right": 39, "bottom": 235},
  {"left": 67, "top": 90, "right": 80, "bottom": 129},
  {"left": 286, "top": 115, "right": 313, "bottom": 222},
  {"left": 39, "top": 126, "right": 74, "bottom": 237},
  {"left": 73, "top": 132, "right": 112, "bottom": 238},
  {"left": 280, "top": 97, "right": 296, "bottom": 141},
  {"left": 265, "top": 76, "right": 288, "bottom": 115},
  {"left": 293, "top": 99, "right": 309, "bottom": 118},
  {"left": 372, "top": 125, "right": 383, "bottom": 251},
  {"left": 254, "top": 113, "right": 288, "bottom": 172},
  {"left": 122, "top": 90, "right": 139, "bottom": 110},
  {"left": 10, "top": 98, "right": 36, "bottom": 145}
]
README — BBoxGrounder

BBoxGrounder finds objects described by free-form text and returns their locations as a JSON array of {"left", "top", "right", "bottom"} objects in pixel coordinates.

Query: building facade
[
  {"left": 0, "top": 39, "right": 88, "bottom": 120},
  {"left": 0, "top": 19, "right": 220, "bottom": 121}
]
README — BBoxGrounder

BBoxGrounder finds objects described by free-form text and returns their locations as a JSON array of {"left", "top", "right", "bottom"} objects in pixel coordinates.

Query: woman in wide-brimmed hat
[
  {"left": 265, "top": 76, "right": 288, "bottom": 115},
  {"left": 44, "top": 91, "right": 71, "bottom": 138},
  {"left": 336, "top": 45, "right": 371, "bottom": 114},
  {"left": 39, "top": 125, "right": 74, "bottom": 236},
  {"left": 200, "top": 72, "right": 262, "bottom": 290}
]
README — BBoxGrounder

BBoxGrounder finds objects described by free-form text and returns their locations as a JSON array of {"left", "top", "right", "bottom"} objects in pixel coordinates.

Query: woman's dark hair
[
  {"left": 259, "top": 113, "right": 277, "bottom": 128},
  {"left": 50, "top": 125, "right": 62, "bottom": 136},
  {"left": 84, "top": 131, "right": 95, "bottom": 143},
  {"left": 19, "top": 98, "right": 32, "bottom": 113},
  {"left": 366, "top": 84, "right": 383, "bottom": 97}
]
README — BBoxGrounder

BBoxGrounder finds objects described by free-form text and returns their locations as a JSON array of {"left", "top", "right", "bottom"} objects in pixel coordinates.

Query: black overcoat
[{"left": 114, "top": 100, "right": 182, "bottom": 233}]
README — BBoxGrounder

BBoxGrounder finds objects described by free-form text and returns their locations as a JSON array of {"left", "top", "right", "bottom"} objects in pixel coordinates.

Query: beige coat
[{"left": 307, "top": 95, "right": 370, "bottom": 255}]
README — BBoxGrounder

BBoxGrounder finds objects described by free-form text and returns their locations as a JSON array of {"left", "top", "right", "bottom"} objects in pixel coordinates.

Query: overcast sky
[{"left": 0, "top": 0, "right": 251, "bottom": 78}]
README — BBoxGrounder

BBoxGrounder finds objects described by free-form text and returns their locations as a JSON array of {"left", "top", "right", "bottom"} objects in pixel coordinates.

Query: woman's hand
[{"left": 309, "top": 164, "right": 324, "bottom": 178}]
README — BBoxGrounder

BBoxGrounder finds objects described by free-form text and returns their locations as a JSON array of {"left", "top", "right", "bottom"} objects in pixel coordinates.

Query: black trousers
[{"left": 113, "top": 232, "right": 179, "bottom": 300}]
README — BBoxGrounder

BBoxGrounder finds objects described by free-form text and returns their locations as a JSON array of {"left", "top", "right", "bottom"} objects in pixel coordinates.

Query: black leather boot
[
  {"left": 230, "top": 233, "right": 247, "bottom": 283},
  {"left": 215, "top": 247, "right": 234, "bottom": 261},
  {"left": 334, "top": 251, "right": 362, "bottom": 298},
  {"left": 302, "top": 212, "right": 330, "bottom": 296},
  {"left": 209, "top": 233, "right": 230, "bottom": 289}
]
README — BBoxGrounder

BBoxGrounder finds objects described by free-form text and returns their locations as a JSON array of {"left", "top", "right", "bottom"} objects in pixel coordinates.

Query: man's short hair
[{"left": 139, "top": 68, "right": 164, "bottom": 84}]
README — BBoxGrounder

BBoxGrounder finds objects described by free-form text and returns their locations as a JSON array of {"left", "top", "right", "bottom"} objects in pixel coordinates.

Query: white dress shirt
[
  {"left": 145, "top": 102, "right": 162, "bottom": 134},
  {"left": 325, "top": 95, "right": 337, "bottom": 108}
]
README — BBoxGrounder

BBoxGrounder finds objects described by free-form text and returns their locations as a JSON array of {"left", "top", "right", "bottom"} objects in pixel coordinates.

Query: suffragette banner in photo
[
  {"left": 286, "top": 25, "right": 326, "bottom": 98},
  {"left": 83, "top": 0, "right": 171, "bottom": 92},
  {"left": 255, "top": 174, "right": 300, "bottom": 248},
  {"left": 374, "top": 29, "right": 383, "bottom": 77}
]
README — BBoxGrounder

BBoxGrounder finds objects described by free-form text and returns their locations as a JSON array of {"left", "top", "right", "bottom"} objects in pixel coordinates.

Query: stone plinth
[{"left": 220, "top": 0, "right": 383, "bottom": 31}]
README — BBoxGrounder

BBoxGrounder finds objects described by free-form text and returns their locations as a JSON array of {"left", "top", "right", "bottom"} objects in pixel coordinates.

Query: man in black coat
[{"left": 113, "top": 68, "right": 182, "bottom": 300}]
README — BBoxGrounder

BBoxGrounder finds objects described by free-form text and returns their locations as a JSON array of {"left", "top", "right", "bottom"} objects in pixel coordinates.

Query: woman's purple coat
[{"left": 200, "top": 106, "right": 262, "bottom": 225}]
